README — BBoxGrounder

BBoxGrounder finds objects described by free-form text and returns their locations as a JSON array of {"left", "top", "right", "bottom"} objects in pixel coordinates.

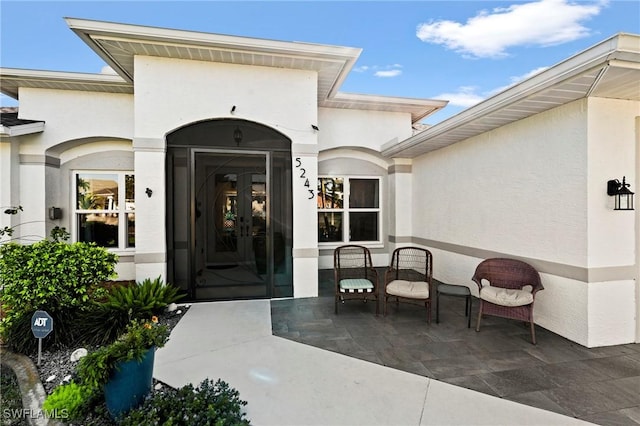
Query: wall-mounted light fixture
[
  {"left": 48, "top": 207, "right": 62, "bottom": 220},
  {"left": 145, "top": 188, "right": 153, "bottom": 198},
  {"left": 607, "top": 176, "right": 634, "bottom": 210},
  {"left": 233, "top": 126, "right": 243, "bottom": 146}
]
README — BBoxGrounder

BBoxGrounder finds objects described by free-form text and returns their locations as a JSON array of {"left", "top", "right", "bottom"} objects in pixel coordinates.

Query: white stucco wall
[
  {"left": 584, "top": 97, "right": 639, "bottom": 346},
  {"left": 318, "top": 108, "right": 412, "bottom": 152},
  {"left": 17, "top": 88, "right": 133, "bottom": 151},
  {"left": 133, "top": 56, "right": 320, "bottom": 292},
  {"left": 410, "top": 98, "right": 638, "bottom": 347}
]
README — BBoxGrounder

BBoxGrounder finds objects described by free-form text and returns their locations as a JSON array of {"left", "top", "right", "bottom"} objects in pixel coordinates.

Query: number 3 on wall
[{"left": 295, "top": 157, "right": 315, "bottom": 200}]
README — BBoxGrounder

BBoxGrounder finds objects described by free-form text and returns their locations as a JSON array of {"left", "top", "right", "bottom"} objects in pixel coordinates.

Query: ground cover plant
[
  {"left": 0, "top": 236, "right": 118, "bottom": 353},
  {"left": 1, "top": 224, "right": 250, "bottom": 424},
  {"left": 0, "top": 366, "right": 28, "bottom": 426}
]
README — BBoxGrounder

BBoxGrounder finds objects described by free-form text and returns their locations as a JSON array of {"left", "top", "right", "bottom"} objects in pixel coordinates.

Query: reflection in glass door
[
  {"left": 166, "top": 120, "right": 293, "bottom": 301},
  {"left": 194, "top": 152, "right": 272, "bottom": 299}
]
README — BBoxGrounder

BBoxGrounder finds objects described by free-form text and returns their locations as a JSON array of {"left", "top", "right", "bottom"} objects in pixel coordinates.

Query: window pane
[
  {"left": 125, "top": 175, "right": 135, "bottom": 211},
  {"left": 349, "top": 212, "right": 378, "bottom": 241},
  {"left": 317, "top": 178, "right": 343, "bottom": 208},
  {"left": 78, "top": 213, "right": 118, "bottom": 247},
  {"left": 127, "top": 212, "right": 135, "bottom": 248},
  {"left": 350, "top": 179, "right": 379, "bottom": 208},
  {"left": 76, "top": 174, "right": 118, "bottom": 210},
  {"left": 318, "top": 212, "right": 343, "bottom": 242}
]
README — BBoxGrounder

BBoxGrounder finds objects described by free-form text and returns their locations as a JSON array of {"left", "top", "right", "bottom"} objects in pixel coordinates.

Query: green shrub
[
  {"left": 73, "top": 277, "right": 184, "bottom": 346},
  {"left": 77, "top": 318, "right": 170, "bottom": 392},
  {"left": 0, "top": 240, "right": 117, "bottom": 352},
  {"left": 105, "top": 277, "right": 184, "bottom": 315},
  {"left": 42, "top": 381, "right": 95, "bottom": 421},
  {"left": 2, "top": 308, "right": 81, "bottom": 354},
  {"left": 119, "top": 378, "right": 250, "bottom": 425}
]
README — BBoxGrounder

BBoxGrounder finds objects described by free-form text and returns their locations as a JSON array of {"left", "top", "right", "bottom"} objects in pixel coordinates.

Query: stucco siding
[
  {"left": 412, "top": 100, "right": 588, "bottom": 267},
  {"left": 17, "top": 88, "right": 133, "bottom": 153},
  {"left": 586, "top": 97, "right": 638, "bottom": 267},
  {"left": 318, "top": 108, "right": 412, "bottom": 152},
  {"left": 134, "top": 56, "right": 317, "bottom": 143}
]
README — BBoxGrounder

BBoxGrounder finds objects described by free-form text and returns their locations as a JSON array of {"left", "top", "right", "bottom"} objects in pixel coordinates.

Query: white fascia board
[
  {"left": 0, "top": 122, "right": 45, "bottom": 137},
  {"left": 0, "top": 67, "right": 128, "bottom": 83},
  {"left": 65, "top": 17, "right": 362, "bottom": 59},
  {"left": 382, "top": 33, "right": 639, "bottom": 157}
]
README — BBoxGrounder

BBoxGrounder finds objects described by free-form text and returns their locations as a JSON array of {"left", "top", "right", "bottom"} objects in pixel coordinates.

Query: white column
[
  {"left": 133, "top": 138, "right": 167, "bottom": 282},
  {"left": 388, "top": 159, "right": 413, "bottom": 251},
  {"left": 291, "top": 143, "right": 319, "bottom": 298}
]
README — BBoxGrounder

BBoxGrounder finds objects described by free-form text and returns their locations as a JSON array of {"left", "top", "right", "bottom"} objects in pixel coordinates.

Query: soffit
[
  {"left": 0, "top": 68, "right": 133, "bottom": 99},
  {"left": 64, "top": 18, "right": 445, "bottom": 121},
  {"left": 65, "top": 18, "right": 360, "bottom": 104},
  {"left": 383, "top": 33, "right": 640, "bottom": 158}
]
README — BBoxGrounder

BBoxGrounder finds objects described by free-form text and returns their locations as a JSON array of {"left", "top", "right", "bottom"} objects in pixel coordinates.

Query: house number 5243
[{"left": 295, "top": 158, "right": 314, "bottom": 200}]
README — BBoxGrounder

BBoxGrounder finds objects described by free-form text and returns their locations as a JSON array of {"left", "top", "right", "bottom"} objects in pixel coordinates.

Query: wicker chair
[
  {"left": 334, "top": 245, "right": 379, "bottom": 315},
  {"left": 472, "top": 258, "right": 543, "bottom": 344},
  {"left": 384, "top": 247, "right": 433, "bottom": 323}
]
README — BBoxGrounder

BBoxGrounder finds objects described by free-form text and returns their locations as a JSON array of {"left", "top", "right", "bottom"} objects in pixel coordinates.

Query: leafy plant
[
  {"left": 104, "top": 277, "right": 184, "bottom": 315},
  {"left": 0, "top": 240, "right": 117, "bottom": 351},
  {"left": 42, "top": 381, "right": 94, "bottom": 420},
  {"left": 1, "top": 308, "right": 81, "bottom": 354},
  {"left": 77, "top": 317, "right": 170, "bottom": 391},
  {"left": 73, "top": 277, "right": 184, "bottom": 346},
  {"left": 119, "top": 378, "right": 250, "bottom": 426}
]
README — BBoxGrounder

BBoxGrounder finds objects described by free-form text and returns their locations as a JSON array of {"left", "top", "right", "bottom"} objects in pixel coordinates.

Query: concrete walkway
[{"left": 154, "top": 300, "right": 592, "bottom": 425}]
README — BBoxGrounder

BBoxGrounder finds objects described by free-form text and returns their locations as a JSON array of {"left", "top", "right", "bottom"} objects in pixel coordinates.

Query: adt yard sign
[
  {"left": 31, "top": 310, "right": 53, "bottom": 338},
  {"left": 31, "top": 310, "right": 53, "bottom": 366}
]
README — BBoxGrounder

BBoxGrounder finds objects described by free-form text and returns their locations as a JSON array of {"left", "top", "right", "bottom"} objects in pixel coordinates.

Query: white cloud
[
  {"left": 489, "top": 66, "right": 550, "bottom": 94},
  {"left": 416, "top": 0, "right": 605, "bottom": 58},
  {"left": 435, "top": 86, "right": 485, "bottom": 108},
  {"left": 437, "top": 65, "right": 551, "bottom": 108},
  {"left": 354, "top": 63, "right": 403, "bottom": 78},
  {"left": 375, "top": 69, "right": 402, "bottom": 78}
]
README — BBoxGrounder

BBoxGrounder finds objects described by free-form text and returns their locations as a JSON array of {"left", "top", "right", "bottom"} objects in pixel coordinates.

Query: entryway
[{"left": 166, "top": 119, "right": 292, "bottom": 300}]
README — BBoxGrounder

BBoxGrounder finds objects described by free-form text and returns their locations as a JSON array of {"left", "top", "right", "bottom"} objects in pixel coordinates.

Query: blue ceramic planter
[{"left": 103, "top": 347, "right": 155, "bottom": 419}]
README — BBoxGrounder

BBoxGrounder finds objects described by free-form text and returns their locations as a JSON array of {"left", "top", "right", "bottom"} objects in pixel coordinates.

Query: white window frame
[
  {"left": 318, "top": 175, "right": 382, "bottom": 247},
  {"left": 72, "top": 171, "right": 135, "bottom": 252}
]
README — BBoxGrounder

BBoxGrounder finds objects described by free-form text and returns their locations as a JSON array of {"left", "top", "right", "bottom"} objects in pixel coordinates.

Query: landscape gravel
[{"left": 27, "top": 305, "right": 190, "bottom": 425}]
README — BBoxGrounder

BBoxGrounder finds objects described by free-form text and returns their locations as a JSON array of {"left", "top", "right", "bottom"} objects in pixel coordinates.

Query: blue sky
[{"left": 1, "top": 0, "right": 638, "bottom": 124}]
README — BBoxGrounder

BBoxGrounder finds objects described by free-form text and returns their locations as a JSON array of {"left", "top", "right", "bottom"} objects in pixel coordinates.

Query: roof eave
[
  {"left": 383, "top": 33, "right": 640, "bottom": 158},
  {"left": 0, "top": 121, "right": 45, "bottom": 137}
]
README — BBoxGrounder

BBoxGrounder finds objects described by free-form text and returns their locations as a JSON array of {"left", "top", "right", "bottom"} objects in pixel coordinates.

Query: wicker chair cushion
[
  {"left": 480, "top": 286, "right": 533, "bottom": 307},
  {"left": 340, "top": 279, "right": 375, "bottom": 293},
  {"left": 385, "top": 280, "right": 429, "bottom": 299}
]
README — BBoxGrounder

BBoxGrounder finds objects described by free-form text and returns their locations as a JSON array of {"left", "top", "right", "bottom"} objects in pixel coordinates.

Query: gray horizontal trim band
[
  {"left": 389, "top": 236, "right": 412, "bottom": 243},
  {"left": 135, "top": 252, "right": 166, "bottom": 264},
  {"left": 117, "top": 255, "right": 134, "bottom": 263},
  {"left": 133, "top": 137, "right": 165, "bottom": 152},
  {"left": 291, "top": 143, "right": 319, "bottom": 155},
  {"left": 398, "top": 236, "right": 636, "bottom": 283},
  {"left": 293, "top": 248, "right": 318, "bottom": 258},
  {"left": 19, "top": 154, "right": 60, "bottom": 168},
  {"left": 388, "top": 164, "right": 411, "bottom": 174}
]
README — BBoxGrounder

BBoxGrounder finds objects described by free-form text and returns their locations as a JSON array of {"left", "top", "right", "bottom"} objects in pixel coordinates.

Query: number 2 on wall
[{"left": 295, "top": 157, "right": 314, "bottom": 200}]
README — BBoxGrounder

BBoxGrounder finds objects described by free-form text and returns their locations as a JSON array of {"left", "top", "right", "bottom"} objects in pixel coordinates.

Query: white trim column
[
  {"left": 388, "top": 158, "right": 413, "bottom": 251},
  {"left": 133, "top": 137, "right": 167, "bottom": 282},
  {"left": 291, "top": 143, "right": 319, "bottom": 297}
]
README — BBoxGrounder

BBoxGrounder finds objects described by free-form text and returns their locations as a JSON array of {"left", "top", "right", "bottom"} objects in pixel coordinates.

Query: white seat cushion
[
  {"left": 386, "top": 280, "right": 429, "bottom": 299},
  {"left": 340, "top": 279, "right": 374, "bottom": 293},
  {"left": 480, "top": 286, "right": 533, "bottom": 307}
]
